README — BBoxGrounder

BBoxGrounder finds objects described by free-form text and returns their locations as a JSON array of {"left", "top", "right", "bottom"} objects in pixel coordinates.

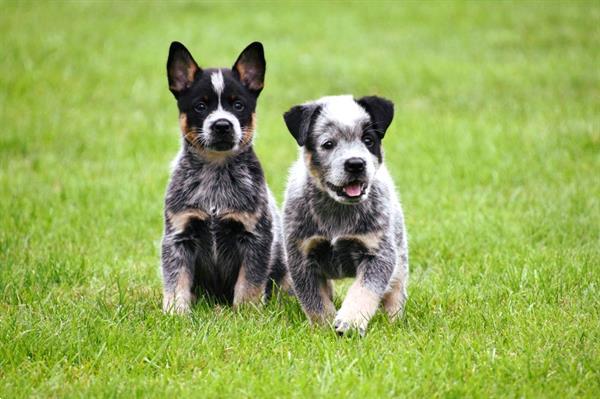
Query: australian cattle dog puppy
[
  {"left": 161, "top": 41, "right": 286, "bottom": 314},
  {"left": 282, "top": 95, "right": 408, "bottom": 335}
]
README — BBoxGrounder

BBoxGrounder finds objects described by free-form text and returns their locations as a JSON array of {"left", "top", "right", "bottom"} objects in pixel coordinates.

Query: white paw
[
  {"left": 333, "top": 311, "right": 368, "bottom": 336},
  {"left": 163, "top": 295, "right": 192, "bottom": 315}
]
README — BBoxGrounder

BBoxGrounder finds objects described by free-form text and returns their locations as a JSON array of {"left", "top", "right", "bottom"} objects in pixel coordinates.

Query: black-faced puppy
[
  {"left": 282, "top": 95, "right": 408, "bottom": 335},
  {"left": 161, "top": 41, "right": 286, "bottom": 314}
]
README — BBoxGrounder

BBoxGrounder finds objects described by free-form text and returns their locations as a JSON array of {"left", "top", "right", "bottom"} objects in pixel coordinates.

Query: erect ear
[
  {"left": 232, "top": 41, "right": 266, "bottom": 94},
  {"left": 283, "top": 103, "right": 321, "bottom": 147},
  {"left": 356, "top": 96, "right": 394, "bottom": 138},
  {"left": 167, "top": 41, "right": 202, "bottom": 98}
]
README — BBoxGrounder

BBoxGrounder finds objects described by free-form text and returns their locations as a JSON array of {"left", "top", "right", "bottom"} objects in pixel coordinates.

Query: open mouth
[{"left": 326, "top": 181, "right": 367, "bottom": 201}]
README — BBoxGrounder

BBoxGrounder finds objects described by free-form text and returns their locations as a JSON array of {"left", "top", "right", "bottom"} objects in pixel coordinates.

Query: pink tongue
[{"left": 343, "top": 183, "right": 362, "bottom": 197}]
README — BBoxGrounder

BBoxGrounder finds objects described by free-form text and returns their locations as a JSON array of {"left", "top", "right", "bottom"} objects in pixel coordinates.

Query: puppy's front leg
[
  {"left": 232, "top": 230, "right": 272, "bottom": 308},
  {"left": 335, "top": 245, "right": 396, "bottom": 335},
  {"left": 288, "top": 246, "right": 336, "bottom": 324},
  {"left": 161, "top": 239, "right": 196, "bottom": 315}
]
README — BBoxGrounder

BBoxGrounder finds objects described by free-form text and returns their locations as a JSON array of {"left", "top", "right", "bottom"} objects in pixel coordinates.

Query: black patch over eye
[
  {"left": 194, "top": 101, "right": 207, "bottom": 113},
  {"left": 321, "top": 140, "right": 336, "bottom": 150},
  {"left": 233, "top": 100, "right": 245, "bottom": 111},
  {"left": 362, "top": 135, "right": 374, "bottom": 147}
]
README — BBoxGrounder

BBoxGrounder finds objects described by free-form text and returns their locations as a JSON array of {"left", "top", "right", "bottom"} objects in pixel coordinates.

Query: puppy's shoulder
[
  {"left": 283, "top": 156, "right": 308, "bottom": 203},
  {"left": 374, "top": 164, "right": 400, "bottom": 202}
]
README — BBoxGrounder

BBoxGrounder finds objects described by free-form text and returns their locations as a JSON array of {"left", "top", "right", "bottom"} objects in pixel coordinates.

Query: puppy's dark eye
[
  {"left": 233, "top": 100, "right": 245, "bottom": 111},
  {"left": 321, "top": 140, "right": 335, "bottom": 150},
  {"left": 362, "top": 136, "right": 374, "bottom": 147},
  {"left": 194, "top": 102, "right": 207, "bottom": 113}
]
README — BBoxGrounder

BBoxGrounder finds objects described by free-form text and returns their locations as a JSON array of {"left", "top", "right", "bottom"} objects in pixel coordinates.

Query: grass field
[{"left": 1, "top": 0, "right": 599, "bottom": 397}]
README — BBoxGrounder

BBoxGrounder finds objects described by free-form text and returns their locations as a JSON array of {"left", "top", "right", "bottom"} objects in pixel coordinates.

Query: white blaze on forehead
[
  {"left": 316, "top": 95, "right": 370, "bottom": 129},
  {"left": 202, "top": 71, "right": 242, "bottom": 146},
  {"left": 211, "top": 70, "right": 225, "bottom": 97}
]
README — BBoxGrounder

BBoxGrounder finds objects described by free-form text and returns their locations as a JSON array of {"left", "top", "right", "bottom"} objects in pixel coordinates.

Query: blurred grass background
[{"left": 1, "top": 1, "right": 599, "bottom": 397}]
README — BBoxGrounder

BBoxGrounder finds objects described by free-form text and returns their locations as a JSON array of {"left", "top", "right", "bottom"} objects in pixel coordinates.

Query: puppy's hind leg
[{"left": 383, "top": 240, "right": 409, "bottom": 321}]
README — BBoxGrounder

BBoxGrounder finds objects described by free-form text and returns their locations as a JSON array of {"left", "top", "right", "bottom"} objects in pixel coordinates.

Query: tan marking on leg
[
  {"left": 324, "top": 279, "right": 334, "bottom": 301},
  {"left": 163, "top": 269, "right": 194, "bottom": 315},
  {"left": 304, "top": 279, "right": 336, "bottom": 325},
  {"left": 167, "top": 209, "right": 209, "bottom": 234},
  {"left": 299, "top": 235, "right": 329, "bottom": 256},
  {"left": 233, "top": 264, "right": 265, "bottom": 308},
  {"left": 383, "top": 267, "right": 408, "bottom": 320},
  {"left": 220, "top": 209, "right": 261, "bottom": 233},
  {"left": 335, "top": 279, "right": 381, "bottom": 334},
  {"left": 334, "top": 231, "right": 384, "bottom": 252}
]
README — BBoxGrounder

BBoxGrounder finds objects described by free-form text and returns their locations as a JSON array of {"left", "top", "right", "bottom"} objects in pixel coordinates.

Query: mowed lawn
[{"left": 1, "top": 1, "right": 599, "bottom": 397}]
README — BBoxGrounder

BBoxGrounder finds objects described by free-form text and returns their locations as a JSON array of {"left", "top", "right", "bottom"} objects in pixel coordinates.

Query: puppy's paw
[
  {"left": 305, "top": 308, "right": 335, "bottom": 326},
  {"left": 233, "top": 287, "right": 265, "bottom": 310},
  {"left": 232, "top": 296, "right": 264, "bottom": 311},
  {"left": 334, "top": 312, "right": 368, "bottom": 337},
  {"left": 163, "top": 295, "right": 192, "bottom": 315}
]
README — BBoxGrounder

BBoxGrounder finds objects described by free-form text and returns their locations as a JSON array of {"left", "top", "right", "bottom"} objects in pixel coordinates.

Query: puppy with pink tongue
[
  {"left": 344, "top": 183, "right": 363, "bottom": 198},
  {"left": 282, "top": 95, "right": 409, "bottom": 336}
]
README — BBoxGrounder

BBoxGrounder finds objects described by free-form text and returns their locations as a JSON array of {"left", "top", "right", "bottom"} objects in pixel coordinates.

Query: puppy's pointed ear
[
  {"left": 283, "top": 103, "right": 321, "bottom": 147},
  {"left": 232, "top": 41, "right": 266, "bottom": 94},
  {"left": 167, "top": 42, "right": 202, "bottom": 98},
  {"left": 357, "top": 96, "right": 394, "bottom": 138}
]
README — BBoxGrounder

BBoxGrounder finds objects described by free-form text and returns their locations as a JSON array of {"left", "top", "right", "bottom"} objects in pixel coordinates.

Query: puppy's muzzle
[
  {"left": 209, "top": 119, "right": 235, "bottom": 151},
  {"left": 344, "top": 157, "right": 366, "bottom": 174}
]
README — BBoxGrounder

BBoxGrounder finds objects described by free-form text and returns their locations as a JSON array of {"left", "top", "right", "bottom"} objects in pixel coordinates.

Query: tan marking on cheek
[
  {"left": 334, "top": 231, "right": 384, "bottom": 252},
  {"left": 168, "top": 209, "right": 209, "bottom": 234},
  {"left": 303, "top": 150, "right": 323, "bottom": 183},
  {"left": 221, "top": 209, "right": 261, "bottom": 232},
  {"left": 179, "top": 113, "right": 188, "bottom": 134},
  {"left": 240, "top": 113, "right": 256, "bottom": 146},
  {"left": 299, "top": 235, "right": 329, "bottom": 256},
  {"left": 179, "top": 112, "right": 205, "bottom": 152}
]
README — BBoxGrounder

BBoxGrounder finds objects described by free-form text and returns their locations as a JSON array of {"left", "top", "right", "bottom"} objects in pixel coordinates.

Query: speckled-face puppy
[
  {"left": 282, "top": 95, "right": 408, "bottom": 335},
  {"left": 161, "top": 41, "right": 287, "bottom": 314}
]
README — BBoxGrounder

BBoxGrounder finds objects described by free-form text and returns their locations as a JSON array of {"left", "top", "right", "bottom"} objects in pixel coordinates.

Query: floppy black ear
[
  {"left": 232, "top": 41, "right": 266, "bottom": 94},
  {"left": 283, "top": 103, "right": 321, "bottom": 147},
  {"left": 167, "top": 41, "right": 202, "bottom": 98},
  {"left": 356, "top": 96, "right": 394, "bottom": 137}
]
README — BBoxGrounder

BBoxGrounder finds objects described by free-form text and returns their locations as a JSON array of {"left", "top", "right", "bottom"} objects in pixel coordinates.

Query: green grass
[{"left": 1, "top": 0, "right": 599, "bottom": 397}]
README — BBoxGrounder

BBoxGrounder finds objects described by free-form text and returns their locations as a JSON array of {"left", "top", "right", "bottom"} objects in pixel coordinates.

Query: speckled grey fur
[
  {"left": 282, "top": 95, "right": 408, "bottom": 335},
  {"left": 160, "top": 41, "right": 287, "bottom": 314}
]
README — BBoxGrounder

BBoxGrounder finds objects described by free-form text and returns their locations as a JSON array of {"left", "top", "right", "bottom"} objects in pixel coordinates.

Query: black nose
[
  {"left": 344, "top": 157, "right": 366, "bottom": 174},
  {"left": 213, "top": 119, "right": 232, "bottom": 134}
]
